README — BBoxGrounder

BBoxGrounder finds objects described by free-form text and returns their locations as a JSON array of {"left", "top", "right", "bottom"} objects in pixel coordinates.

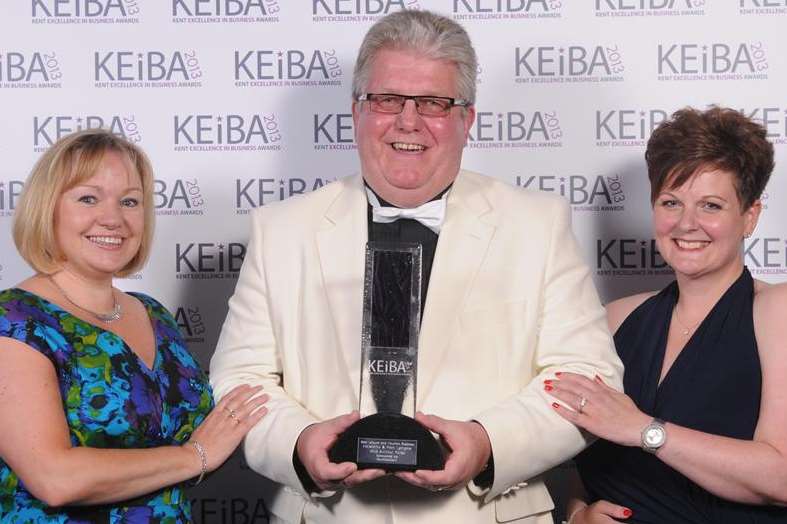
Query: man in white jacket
[{"left": 209, "top": 9, "right": 623, "bottom": 524}]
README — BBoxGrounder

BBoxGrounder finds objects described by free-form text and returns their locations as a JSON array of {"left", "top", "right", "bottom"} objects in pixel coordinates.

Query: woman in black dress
[{"left": 546, "top": 107, "right": 787, "bottom": 523}]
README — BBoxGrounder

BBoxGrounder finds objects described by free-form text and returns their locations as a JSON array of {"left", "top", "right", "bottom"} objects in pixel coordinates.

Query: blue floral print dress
[{"left": 0, "top": 288, "right": 213, "bottom": 523}]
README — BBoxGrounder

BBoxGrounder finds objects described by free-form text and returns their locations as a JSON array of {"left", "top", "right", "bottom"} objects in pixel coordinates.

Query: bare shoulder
[
  {"left": 752, "top": 282, "right": 787, "bottom": 403},
  {"left": 0, "top": 336, "right": 54, "bottom": 387},
  {"left": 605, "top": 291, "right": 659, "bottom": 335},
  {"left": 753, "top": 280, "right": 787, "bottom": 334},
  {"left": 14, "top": 275, "right": 41, "bottom": 293}
]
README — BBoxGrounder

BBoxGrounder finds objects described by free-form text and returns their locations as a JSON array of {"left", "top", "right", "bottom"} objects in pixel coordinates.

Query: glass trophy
[{"left": 328, "top": 242, "right": 445, "bottom": 471}]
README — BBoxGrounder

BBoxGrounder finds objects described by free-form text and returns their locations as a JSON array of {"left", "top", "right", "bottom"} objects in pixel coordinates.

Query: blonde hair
[{"left": 13, "top": 128, "right": 155, "bottom": 276}]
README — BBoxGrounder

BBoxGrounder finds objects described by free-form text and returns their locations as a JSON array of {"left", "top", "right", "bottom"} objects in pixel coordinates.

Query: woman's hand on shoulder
[
  {"left": 569, "top": 500, "right": 633, "bottom": 523},
  {"left": 186, "top": 384, "right": 269, "bottom": 472}
]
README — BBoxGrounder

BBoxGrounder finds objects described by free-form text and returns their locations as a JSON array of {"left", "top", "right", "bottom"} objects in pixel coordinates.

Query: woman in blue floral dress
[{"left": 0, "top": 129, "right": 269, "bottom": 523}]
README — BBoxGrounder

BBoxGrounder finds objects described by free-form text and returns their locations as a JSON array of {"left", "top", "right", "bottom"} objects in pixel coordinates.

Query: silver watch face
[{"left": 644, "top": 424, "right": 666, "bottom": 448}]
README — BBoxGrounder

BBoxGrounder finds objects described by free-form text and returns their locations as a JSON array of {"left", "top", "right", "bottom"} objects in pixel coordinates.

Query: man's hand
[
  {"left": 295, "top": 411, "right": 385, "bottom": 491},
  {"left": 395, "top": 412, "right": 491, "bottom": 492}
]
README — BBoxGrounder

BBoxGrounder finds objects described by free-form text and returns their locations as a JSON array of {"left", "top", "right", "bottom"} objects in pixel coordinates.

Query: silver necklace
[{"left": 48, "top": 275, "right": 122, "bottom": 323}]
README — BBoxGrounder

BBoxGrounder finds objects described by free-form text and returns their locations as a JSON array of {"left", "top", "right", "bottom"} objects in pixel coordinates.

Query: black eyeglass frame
[{"left": 357, "top": 93, "right": 472, "bottom": 116}]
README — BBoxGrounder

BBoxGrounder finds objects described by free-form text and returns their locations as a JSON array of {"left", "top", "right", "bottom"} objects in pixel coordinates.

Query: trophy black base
[{"left": 328, "top": 413, "right": 445, "bottom": 471}]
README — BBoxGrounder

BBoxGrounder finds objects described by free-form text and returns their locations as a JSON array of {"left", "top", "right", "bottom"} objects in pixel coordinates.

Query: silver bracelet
[{"left": 190, "top": 441, "right": 208, "bottom": 486}]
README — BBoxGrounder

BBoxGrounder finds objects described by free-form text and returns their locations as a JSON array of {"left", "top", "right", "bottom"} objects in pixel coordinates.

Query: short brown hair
[
  {"left": 13, "top": 129, "right": 155, "bottom": 276},
  {"left": 645, "top": 106, "right": 774, "bottom": 209}
]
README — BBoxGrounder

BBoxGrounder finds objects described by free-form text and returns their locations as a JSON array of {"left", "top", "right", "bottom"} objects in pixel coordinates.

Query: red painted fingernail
[
  {"left": 544, "top": 379, "right": 553, "bottom": 385},
  {"left": 551, "top": 402, "right": 560, "bottom": 409},
  {"left": 555, "top": 372, "right": 563, "bottom": 376},
  {"left": 544, "top": 385, "right": 553, "bottom": 391},
  {"left": 623, "top": 508, "right": 633, "bottom": 518}
]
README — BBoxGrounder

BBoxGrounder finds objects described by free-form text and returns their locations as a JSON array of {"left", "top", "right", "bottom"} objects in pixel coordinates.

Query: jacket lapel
[
  {"left": 417, "top": 171, "right": 498, "bottom": 405},
  {"left": 315, "top": 175, "right": 368, "bottom": 407}
]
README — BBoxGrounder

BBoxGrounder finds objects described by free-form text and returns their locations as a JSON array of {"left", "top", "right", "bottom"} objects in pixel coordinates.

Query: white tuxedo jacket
[{"left": 210, "top": 170, "right": 623, "bottom": 524}]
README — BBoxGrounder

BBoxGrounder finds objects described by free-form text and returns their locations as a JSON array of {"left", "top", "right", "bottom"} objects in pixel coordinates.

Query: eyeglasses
[{"left": 357, "top": 93, "right": 471, "bottom": 117}]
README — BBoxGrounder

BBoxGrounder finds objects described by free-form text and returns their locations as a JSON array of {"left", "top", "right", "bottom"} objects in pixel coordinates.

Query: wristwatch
[{"left": 641, "top": 418, "right": 667, "bottom": 453}]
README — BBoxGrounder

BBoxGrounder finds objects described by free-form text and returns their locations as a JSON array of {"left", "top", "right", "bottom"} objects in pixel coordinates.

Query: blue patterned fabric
[{"left": 0, "top": 288, "right": 213, "bottom": 523}]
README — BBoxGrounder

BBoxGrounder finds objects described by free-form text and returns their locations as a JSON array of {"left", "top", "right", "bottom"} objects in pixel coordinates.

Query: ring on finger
[
  {"left": 578, "top": 396, "right": 588, "bottom": 414},
  {"left": 228, "top": 408, "right": 238, "bottom": 419}
]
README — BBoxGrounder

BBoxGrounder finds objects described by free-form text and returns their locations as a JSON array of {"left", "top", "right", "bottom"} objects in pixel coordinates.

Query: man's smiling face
[{"left": 353, "top": 48, "right": 475, "bottom": 208}]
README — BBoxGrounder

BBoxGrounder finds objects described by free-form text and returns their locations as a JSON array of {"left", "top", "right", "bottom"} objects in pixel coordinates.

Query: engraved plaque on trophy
[{"left": 328, "top": 242, "right": 445, "bottom": 471}]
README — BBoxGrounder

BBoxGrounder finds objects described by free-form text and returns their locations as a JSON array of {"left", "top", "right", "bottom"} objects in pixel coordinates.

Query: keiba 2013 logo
[
  {"left": 175, "top": 305, "right": 208, "bottom": 344},
  {"left": 514, "top": 44, "right": 625, "bottom": 84},
  {"left": 516, "top": 174, "right": 626, "bottom": 212},
  {"left": 452, "top": 0, "right": 563, "bottom": 20},
  {"left": 596, "top": 238, "right": 671, "bottom": 276},
  {"left": 172, "top": 0, "right": 280, "bottom": 23},
  {"left": 233, "top": 49, "right": 343, "bottom": 87},
  {"left": 175, "top": 243, "right": 246, "bottom": 280},
  {"left": 234, "top": 177, "right": 337, "bottom": 214},
  {"left": 312, "top": 1, "right": 420, "bottom": 22},
  {"left": 0, "top": 51, "right": 63, "bottom": 88},
  {"left": 94, "top": 50, "right": 204, "bottom": 88},
  {"left": 467, "top": 110, "right": 563, "bottom": 149},
  {"left": 595, "top": 109, "right": 669, "bottom": 147},
  {"left": 657, "top": 42, "right": 769, "bottom": 81},
  {"left": 33, "top": 114, "right": 142, "bottom": 152},
  {"left": 31, "top": 0, "right": 141, "bottom": 24},
  {"left": 191, "top": 497, "right": 270, "bottom": 523},
  {"left": 173, "top": 114, "right": 283, "bottom": 152},
  {"left": 155, "top": 179, "right": 206, "bottom": 217},
  {"left": 594, "top": 0, "right": 705, "bottom": 17}
]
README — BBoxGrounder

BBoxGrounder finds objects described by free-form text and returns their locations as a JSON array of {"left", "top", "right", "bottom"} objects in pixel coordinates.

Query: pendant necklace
[{"left": 672, "top": 307, "right": 698, "bottom": 336}]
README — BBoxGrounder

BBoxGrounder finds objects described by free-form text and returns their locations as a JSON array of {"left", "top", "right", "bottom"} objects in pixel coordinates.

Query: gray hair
[{"left": 352, "top": 10, "right": 478, "bottom": 104}]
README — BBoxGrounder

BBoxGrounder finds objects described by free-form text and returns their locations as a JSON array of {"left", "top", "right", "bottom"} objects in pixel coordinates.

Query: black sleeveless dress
[{"left": 576, "top": 268, "right": 787, "bottom": 523}]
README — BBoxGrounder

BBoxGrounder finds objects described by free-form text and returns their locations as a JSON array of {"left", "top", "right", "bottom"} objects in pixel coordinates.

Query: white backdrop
[{"left": 1, "top": 2, "right": 785, "bottom": 522}]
